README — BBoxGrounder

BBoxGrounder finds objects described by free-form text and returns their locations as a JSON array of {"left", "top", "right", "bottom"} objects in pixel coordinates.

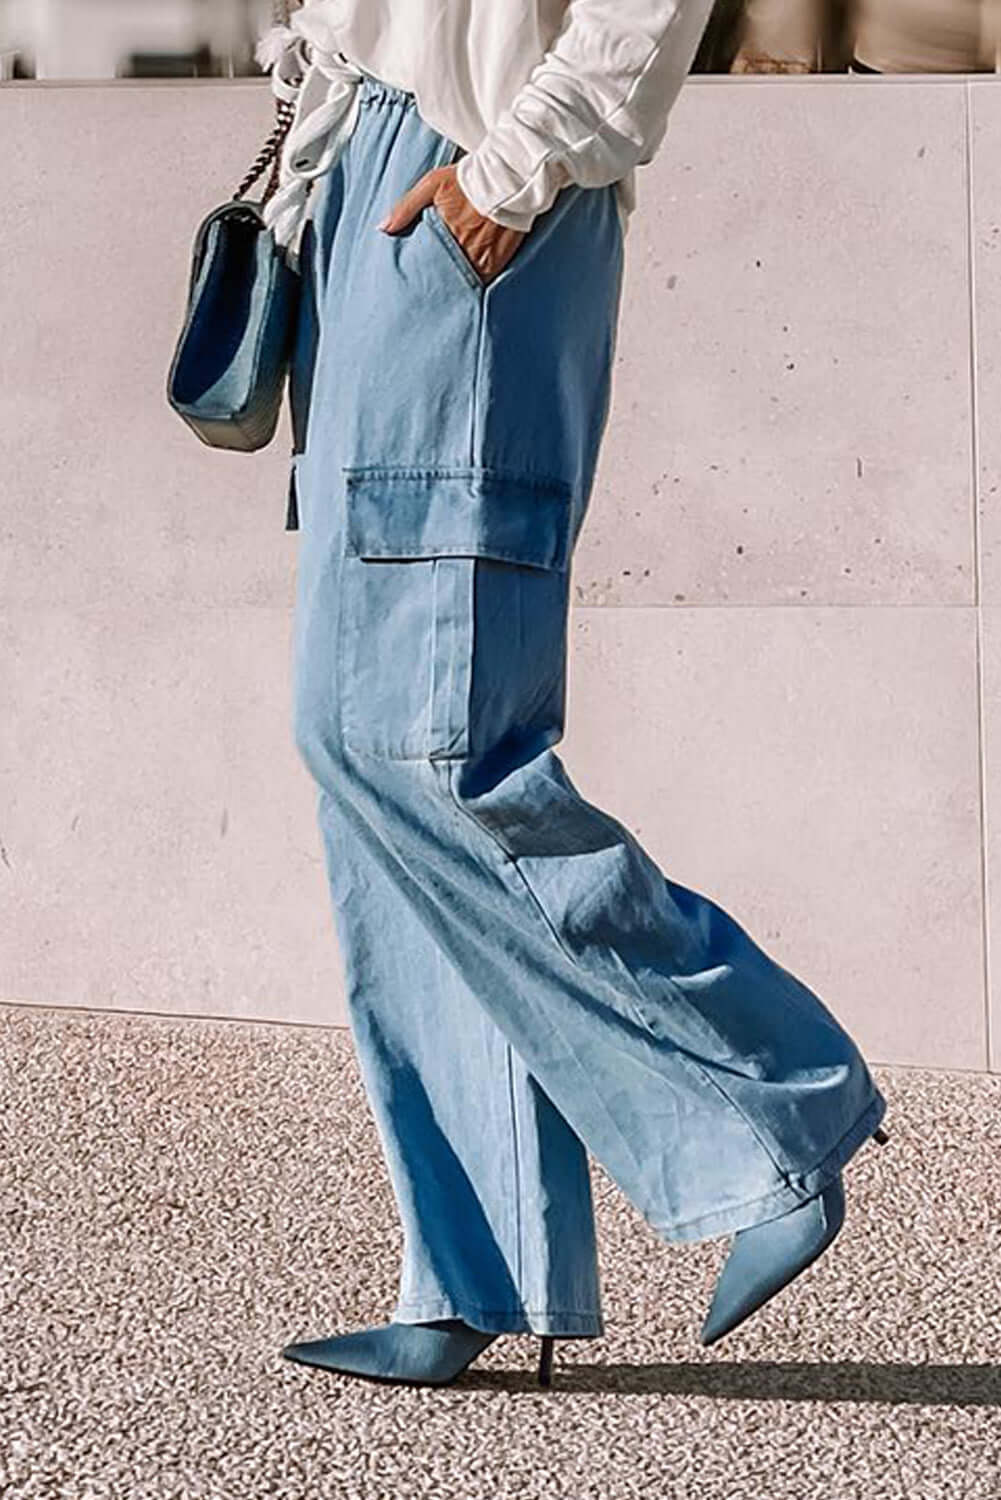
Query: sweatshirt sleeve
[{"left": 455, "top": 0, "right": 718, "bottom": 234}]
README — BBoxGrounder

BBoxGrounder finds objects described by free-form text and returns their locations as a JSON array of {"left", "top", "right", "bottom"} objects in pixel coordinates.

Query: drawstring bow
[{"left": 254, "top": 15, "right": 365, "bottom": 265}]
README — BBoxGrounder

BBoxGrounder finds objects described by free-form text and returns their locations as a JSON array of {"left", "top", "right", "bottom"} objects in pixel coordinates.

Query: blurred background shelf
[{"left": 1, "top": 0, "right": 1000, "bottom": 83}]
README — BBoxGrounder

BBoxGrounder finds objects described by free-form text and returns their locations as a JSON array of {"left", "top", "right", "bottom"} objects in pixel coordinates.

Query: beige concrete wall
[{"left": 1, "top": 75, "right": 998, "bottom": 1071}]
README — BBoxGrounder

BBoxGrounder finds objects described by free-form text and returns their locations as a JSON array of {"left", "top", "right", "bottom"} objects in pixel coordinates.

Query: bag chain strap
[{"left": 233, "top": 0, "right": 300, "bottom": 207}]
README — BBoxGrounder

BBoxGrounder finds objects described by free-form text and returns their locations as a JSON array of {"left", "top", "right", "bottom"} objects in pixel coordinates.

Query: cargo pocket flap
[{"left": 342, "top": 467, "right": 574, "bottom": 572}]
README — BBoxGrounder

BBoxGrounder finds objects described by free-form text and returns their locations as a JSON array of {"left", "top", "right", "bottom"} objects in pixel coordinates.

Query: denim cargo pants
[{"left": 287, "top": 71, "right": 888, "bottom": 1338}]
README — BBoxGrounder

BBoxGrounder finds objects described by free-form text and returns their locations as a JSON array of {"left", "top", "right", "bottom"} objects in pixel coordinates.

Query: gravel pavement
[{"left": 2, "top": 1004, "right": 999, "bottom": 1500}]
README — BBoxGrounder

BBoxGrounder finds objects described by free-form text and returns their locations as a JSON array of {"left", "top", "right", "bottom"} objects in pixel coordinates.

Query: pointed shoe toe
[
  {"left": 280, "top": 1319, "right": 498, "bottom": 1386},
  {"left": 281, "top": 1335, "right": 373, "bottom": 1374},
  {"left": 699, "top": 1173, "right": 847, "bottom": 1348}
]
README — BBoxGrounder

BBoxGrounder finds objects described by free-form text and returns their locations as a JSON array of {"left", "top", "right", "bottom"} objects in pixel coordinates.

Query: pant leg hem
[
  {"left": 392, "top": 1298, "right": 604, "bottom": 1338},
  {"left": 648, "top": 1090, "right": 888, "bottom": 1244}
]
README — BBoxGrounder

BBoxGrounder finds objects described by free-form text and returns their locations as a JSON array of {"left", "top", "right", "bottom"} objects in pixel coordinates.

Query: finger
[{"left": 378, "top": 169, "right": 442, "bottom": 233}]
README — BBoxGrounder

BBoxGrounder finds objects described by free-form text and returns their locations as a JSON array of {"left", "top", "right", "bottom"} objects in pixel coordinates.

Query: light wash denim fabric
[{"left": 288, "top": 71, "right": 888, "bottom": 1339}]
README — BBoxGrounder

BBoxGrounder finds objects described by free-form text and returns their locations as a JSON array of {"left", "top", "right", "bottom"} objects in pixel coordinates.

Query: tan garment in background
[
  {"left": 854, "top": 0, "right": 996, "bottom": 71},
  {"left": 737, "top": 0, "right": 825, "bottom": 69},
  {"left": 733, "top": 0, "right": 999, "bottom": 73}
]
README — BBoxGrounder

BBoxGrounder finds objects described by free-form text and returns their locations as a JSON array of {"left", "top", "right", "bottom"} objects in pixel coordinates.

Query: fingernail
[{"left": 377, "top": 214, "right": 391, "bottom": 230}]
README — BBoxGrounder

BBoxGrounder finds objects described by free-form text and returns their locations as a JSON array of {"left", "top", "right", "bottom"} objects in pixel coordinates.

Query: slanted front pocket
[
  {"left": 336, "top": 466, "right": 574, "bottom": 761},
  {"left": 424, "top": 202, "right": 488, "bottom": 293}
]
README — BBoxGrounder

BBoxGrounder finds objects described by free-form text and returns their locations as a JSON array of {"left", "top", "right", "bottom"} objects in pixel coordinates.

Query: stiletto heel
[
  {"left": 537, "top": 1335, "right": 555, "bottom": 1387},
  {"left": 873, "top": 1125, "right": 890, "bottom": 1145}
]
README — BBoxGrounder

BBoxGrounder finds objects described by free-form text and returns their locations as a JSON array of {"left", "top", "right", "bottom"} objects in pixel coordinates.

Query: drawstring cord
[{"left": 254, "top": 20, "right": 365, "bottom": 267}]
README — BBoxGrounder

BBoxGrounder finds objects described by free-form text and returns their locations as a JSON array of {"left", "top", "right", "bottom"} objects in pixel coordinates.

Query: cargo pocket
[{"left": 336, "top": 466, "right": 574, "bottom": 762}]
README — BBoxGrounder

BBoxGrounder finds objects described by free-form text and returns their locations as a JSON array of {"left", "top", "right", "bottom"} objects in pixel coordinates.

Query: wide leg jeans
[{"left": 288, "top": 71, "right": 888, "bottom": 1339}]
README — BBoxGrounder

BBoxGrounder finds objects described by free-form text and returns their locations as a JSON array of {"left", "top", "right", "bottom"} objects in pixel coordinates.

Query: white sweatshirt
[{"left": 256, "top": 0, "right": 716, "bottom": 258}]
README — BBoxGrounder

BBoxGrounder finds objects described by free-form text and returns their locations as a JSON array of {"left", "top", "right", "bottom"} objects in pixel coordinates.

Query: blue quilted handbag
[{"left": 166, "top": 81, "right": 301, "bottom": 452}]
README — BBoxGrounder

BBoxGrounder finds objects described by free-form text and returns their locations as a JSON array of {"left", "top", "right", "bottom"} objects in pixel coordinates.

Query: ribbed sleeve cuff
[{"left": 454, "top": 139, "right": 573, "bottom": 234}]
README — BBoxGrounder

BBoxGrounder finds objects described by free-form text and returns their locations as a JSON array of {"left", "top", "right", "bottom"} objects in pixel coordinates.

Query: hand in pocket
[{"left": 377, "top": 162, "right": 527, "bottom": 284}]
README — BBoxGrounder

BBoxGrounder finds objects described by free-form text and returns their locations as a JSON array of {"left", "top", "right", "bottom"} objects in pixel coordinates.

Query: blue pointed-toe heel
[
  {"left": 699, "top": 1171, "right": 847, "bottom": 1348},
  {"left": 282, "top": 1319, "right": 558, "bottom": 1388}
]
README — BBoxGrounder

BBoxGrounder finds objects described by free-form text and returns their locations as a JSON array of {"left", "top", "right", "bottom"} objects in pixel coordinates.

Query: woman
[{"left": 262, "top": 0, "right": 889, "bottom": 1389}]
